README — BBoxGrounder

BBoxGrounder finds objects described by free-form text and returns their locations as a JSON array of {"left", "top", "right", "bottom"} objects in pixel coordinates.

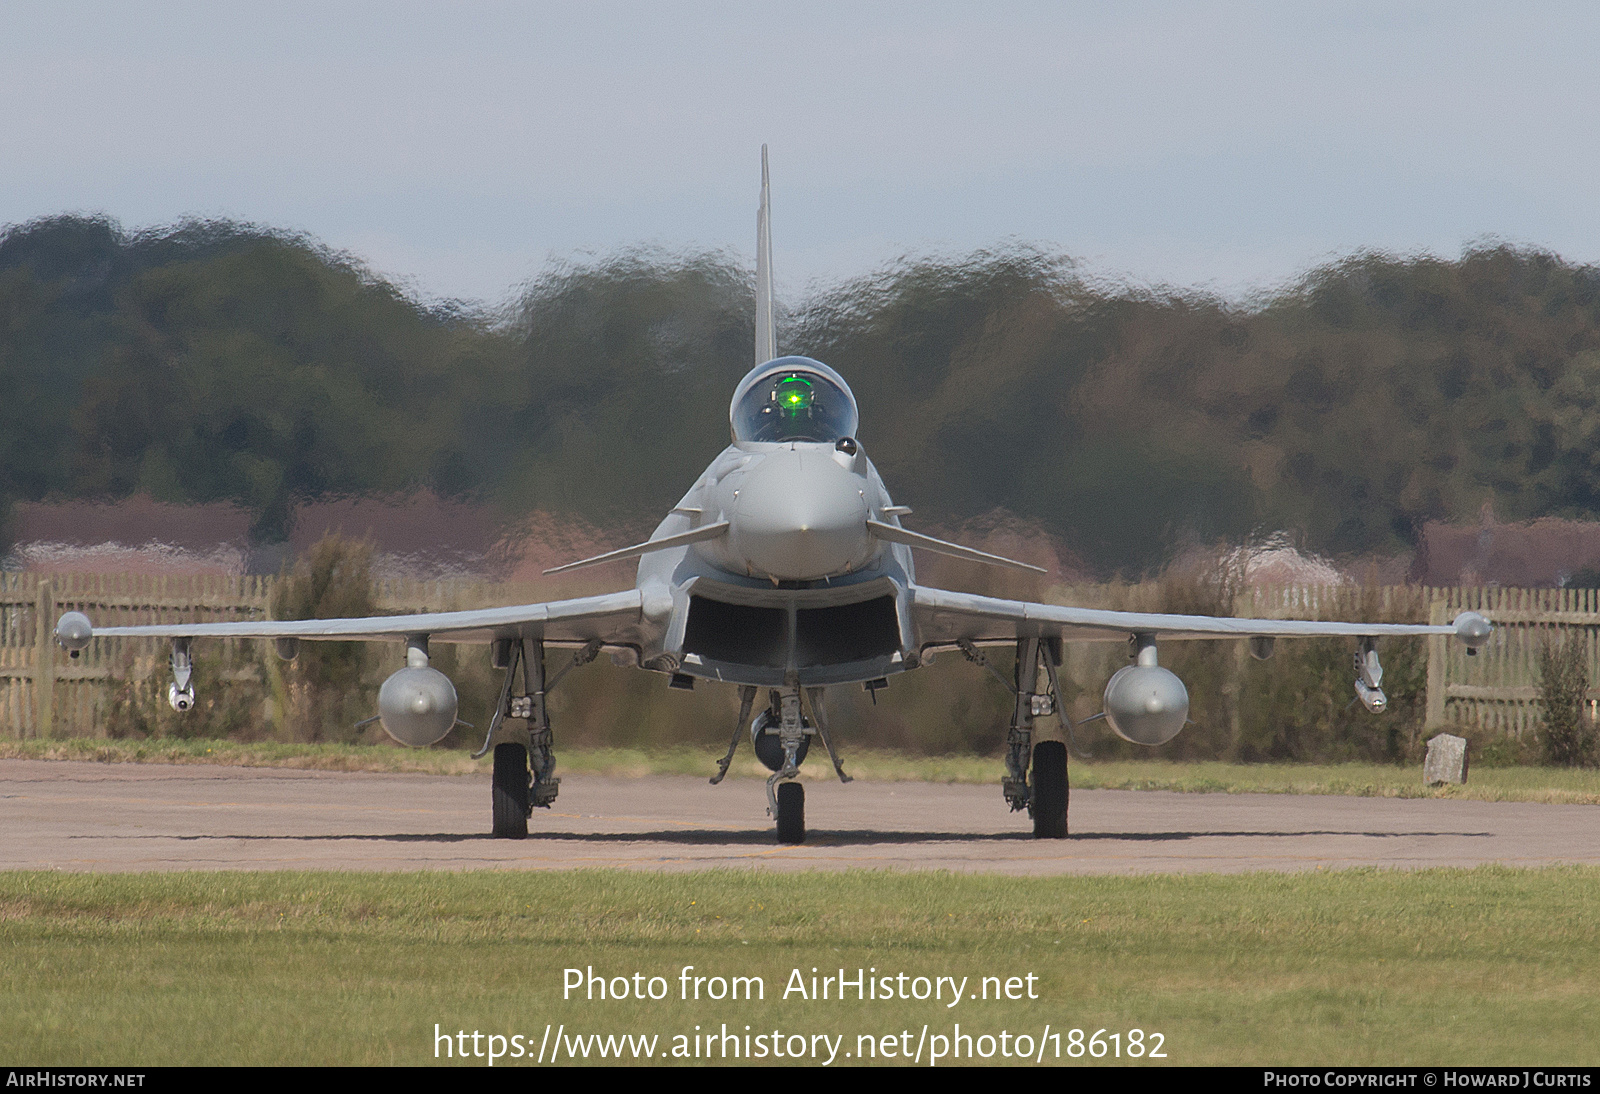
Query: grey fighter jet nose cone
[
  {"left": 730, "top": 447, "right": 872, "bottom": 580},
  {"left": 377, "top": 666, "right": 459, "bottom": 747}
]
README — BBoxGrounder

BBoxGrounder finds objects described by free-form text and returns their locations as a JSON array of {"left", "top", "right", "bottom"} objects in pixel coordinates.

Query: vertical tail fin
[{"left": 755, "top": 145, "right": 776, "bottom": 366}]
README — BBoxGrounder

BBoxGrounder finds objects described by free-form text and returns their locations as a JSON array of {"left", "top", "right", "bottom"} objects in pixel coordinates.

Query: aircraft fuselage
[{"left": 629, "top": 358, "right": 920, "bottom": 690}]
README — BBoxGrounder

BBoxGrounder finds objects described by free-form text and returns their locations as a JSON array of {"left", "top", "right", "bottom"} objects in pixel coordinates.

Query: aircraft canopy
[{"left": 730, "top": 356, "right": 860, "bottom": 444}]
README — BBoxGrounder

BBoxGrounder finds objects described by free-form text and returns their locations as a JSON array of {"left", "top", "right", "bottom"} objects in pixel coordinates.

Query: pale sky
[{"left": 3, "top": 1, "right": 1597, "bottom": 307}]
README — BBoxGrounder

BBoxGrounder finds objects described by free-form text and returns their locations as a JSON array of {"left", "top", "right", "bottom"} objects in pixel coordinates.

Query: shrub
[
  {"left": 1536, "top": 632, "right": 1597, "bottom": 767},
  {"left": 270, "top": 533, "right": 378, "bottom": 741}
]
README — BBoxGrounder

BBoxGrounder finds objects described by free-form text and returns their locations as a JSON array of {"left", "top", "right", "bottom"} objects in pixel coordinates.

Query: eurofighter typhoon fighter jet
[{"left": 53, "top": 149, "right": 1494, "bottom": 844}]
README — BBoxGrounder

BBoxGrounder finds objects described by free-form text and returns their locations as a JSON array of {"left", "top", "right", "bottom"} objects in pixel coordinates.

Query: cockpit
[{"left": 730, "top": 356, "right": 860, "bottom": 444}]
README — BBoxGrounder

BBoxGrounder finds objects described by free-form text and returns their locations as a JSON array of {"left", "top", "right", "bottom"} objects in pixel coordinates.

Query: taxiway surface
[{"left": 1, "top": 759, "right": 1594, "bottom": 874}]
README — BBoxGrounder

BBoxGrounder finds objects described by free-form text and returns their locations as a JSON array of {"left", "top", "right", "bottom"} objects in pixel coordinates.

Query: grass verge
[
  {"left": 0, "top": 866, "right": 1595, "bottom": 1066},
  {"left": 4, "top": 737, "right": 1600, "bottom": 804}
]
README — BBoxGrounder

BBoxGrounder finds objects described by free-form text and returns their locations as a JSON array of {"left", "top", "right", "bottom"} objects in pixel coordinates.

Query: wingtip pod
[
  {"left": 54, "top": 611, "right": 92, "bottom": 652},
  {"left": 1453, "top": 610, "right": 1492, "bottom": 649}
]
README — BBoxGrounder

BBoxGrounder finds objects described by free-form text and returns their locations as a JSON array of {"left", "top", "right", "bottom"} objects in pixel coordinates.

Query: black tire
[
  {"left": 492, "top": 743, "right": 530, "bottom": 839},
  {"left": 1031, "top": 741, "right": 1069, "bottom": 839},
  {"left": 775, "top": 781, "right": 805, "bottom": 844}
]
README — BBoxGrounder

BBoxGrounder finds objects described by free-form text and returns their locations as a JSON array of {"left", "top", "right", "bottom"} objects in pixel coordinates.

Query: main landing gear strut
[
  {"left": 475, "top": 637, "right": 601, "bottom": 839},
  {"left": 710, "top": 681, "right": 851, "bottom": 845},
  {"left": 962, "top": 635, "right": 1072, "bottom": 839}
]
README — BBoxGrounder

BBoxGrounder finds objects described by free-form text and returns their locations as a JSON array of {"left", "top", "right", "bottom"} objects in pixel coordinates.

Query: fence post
[
  {"left": 34, "top": 579, "right": 54, "bottom": 739},
  {"left": 1425, "top": 592, "right": 1447, "bottom": 728}
]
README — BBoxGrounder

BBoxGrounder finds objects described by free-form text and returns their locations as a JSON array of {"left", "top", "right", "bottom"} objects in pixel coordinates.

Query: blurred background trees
[
  {"left": 5, "top": 216, "right": 1600, "bottom": 578},
  {"left": 10, "top": 214, "right": 1600, "bottom": 759}
]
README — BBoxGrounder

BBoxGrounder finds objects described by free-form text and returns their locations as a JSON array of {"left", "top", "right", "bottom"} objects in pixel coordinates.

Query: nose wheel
[
  {"left": 775, "top": 781, "right": 805, "bottom": 844},
  {"left": 714, "top": 685, "right": 844, "bottom": 846}
]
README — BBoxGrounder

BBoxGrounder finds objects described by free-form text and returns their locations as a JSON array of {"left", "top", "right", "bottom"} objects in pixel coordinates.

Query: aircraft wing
[
  {"left": 911, "top": 585, "right": 1487, "bottom": 647},
  {"left": 74, "top": 589, "right": 646, "bottom": 648}
]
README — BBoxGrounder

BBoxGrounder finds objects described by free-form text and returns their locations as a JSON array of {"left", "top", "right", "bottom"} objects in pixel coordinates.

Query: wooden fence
[
  {"left": 2, "top": 573, "right": 1595, "bottom": 739},
  {"left": 0, "top": 573, "right": 273, "bottom": 738},
  {"left": 1217, "top": 584, "right": 1600, "bottom": 736},
  {"left": 0, "top": 572, "right": 562, "bottom": 738},
  {"left": 1423, "top": 586, "right": 1600, "bottom": 737}
]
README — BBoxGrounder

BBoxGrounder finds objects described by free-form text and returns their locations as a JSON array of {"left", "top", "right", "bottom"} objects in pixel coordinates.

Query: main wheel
[
  {"left": 492, "top": 743, "right": 530, "bottom": 839},
  {"left": 1031, "top": 741, "right": 1069, "bottom": 839},
  {"left": 775, "top": 781, "right": 806, "bottom": 844}
]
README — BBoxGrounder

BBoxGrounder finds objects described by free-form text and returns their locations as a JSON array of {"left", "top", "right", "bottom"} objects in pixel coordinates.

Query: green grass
[
  {"left": 0, "top": 736, "right": 495, "bottom": 775},
  {"left": 1, "top": 867, "right": 1597, "bottom": 1066},
  {"left": 6, "top": 737, "right": 1600, "bottom": 804}
]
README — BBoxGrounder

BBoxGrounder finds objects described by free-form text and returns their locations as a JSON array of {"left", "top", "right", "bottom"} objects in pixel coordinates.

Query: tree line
[{"left": 4, "top": 214, "right": 1599, "bottom": 575}]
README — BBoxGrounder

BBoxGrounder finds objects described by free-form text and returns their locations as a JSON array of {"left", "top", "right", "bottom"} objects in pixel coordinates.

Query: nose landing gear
[
  {"left": 710, "top": 682, "right": 850, "bottom": 845},
  {"left": 760, "top": 688, "right": 810, "bottom": 843}
]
